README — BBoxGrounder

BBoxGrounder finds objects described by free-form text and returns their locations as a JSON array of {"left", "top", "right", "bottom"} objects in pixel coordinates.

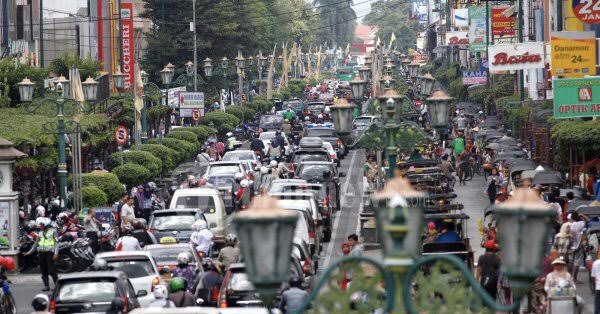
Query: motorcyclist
[
  {"left": 31, "top": 293, "right": 50, "bottom": 314},
  {"left": 250, "top": 134, "right": 265, "bottom": 157},
  {"left": 283, "top": 107, "right": 294, "bottom": 121},
  {"left": 283, "top": 119, "right": 292, "bottom": 137},
  {"left": 316, "top": 114, "right": 324, "bottom": 124},
  {"left": 25, "top": 217, "right": 58, "bottom": 291},
  {"left": 172, "top": 252, "right": 198, "bottom": 292},
  {"left": 190, "top": 220, "right": 213, "bottom": 257},
  {"left": 148, "top": 285, "right": 175, "bottom": 308},
  {"left": 168, "top": 277, "right": 195, "bottom": 307},
  {"left": 57, "top": 212, "right": 81, "bottom": 241},
  {"left": 226, "top": 132, "right": 236, "bottom": 151},
  {"left": 131, "top": 218, "right": 156, "bottom": 247},
  {"left": 19, "top": 220, "right": 38, "bottom": 272},
  {"left": 258, "top": 166, "right": 273, "bottom": 193},
  {"left": 234, "top": 179, "right": 252, "bottom": 210},
  {"left": 217, "top": 234, "right": 241, "bottom": 268},
  {"left": 115, "top": 226, "right": 141, "bottom": 251},
  {"left": 231, "top": 172, "right": 244, "bottom": 211}
]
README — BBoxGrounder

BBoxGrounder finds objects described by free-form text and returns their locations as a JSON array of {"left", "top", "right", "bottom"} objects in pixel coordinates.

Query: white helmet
[
  {"left": 240, "top": 179, "right": 249, "bottom": 187},
  {"left": 478, "top": 110, "right": 484, "bottom": 114},
  {"left": 226, "top": 132, "right": 233, "bottom": 137},
  {"left": 51, "top": 199, "right": 60, "bottom": 207},
  {"left": 153, "top": 285, "right": 168, "bottom": 299},
  {"left": 305, "top": 116, "right": 310, "bottom": 121},
  {"left": 318, "top": 114, "right": 323, "bottom": 119},
  {"left": 194, "top": 220, "right": 207, "bottom": 231},
  {"left": 260, "top": 166, "right": 269, "bottom": 174},
  {"left": 324, "top": 106, "right": 331, "bottom": 113},
  {"left": 35, "top": 217, "right": 45, "bottom": 226},
  {"left": 177, "top": 252, "right": 190, "bottom": 265},
  {"left": 234, "top": 172, "right": 244, "bottom": 180},
  {"left": 269, "top": 160, "right": 278, "bottom": 167}
]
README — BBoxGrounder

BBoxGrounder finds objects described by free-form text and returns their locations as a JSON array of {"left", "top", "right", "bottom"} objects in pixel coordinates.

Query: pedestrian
[
  {"left": 133, "top": 185, "right": 145, "bottom": 218},
  {"left": 172, "top": 253, "right": 198, "bottom": 293},
  {"left": 83, "top": 208, "right": 99, "bottom": 253},
  {"left": 552, "top": 223, "right": 572, "bottom": 267},
  {"left": 347, "top": 234, "right": 363, "bottom": 256},
  {"left": 120, "top": 196, "right": 135, "bottom": 231},
  {"left": 168, "top": 277, "right": 195, "bottom": 307},
  {"left": 217, "top": 234, "right": 241, "bottom": 268},
  {"left": 31, "top": 293, "right": 50, "bottom": 314},
  {"left": 484, "top": 168, "right": 503, "bottom": 204},
  {"left": 115, "top": 227, "right": 141, "bottom": 251},
  {"left": 114, "top": 193, "right": 129, "bottom": 229},
  {"left": 279, "top": 276, "right": 310, "bottom": 313},
  {"left": 568, "top": 212, "right": 588, "bottom": 282},
  {"left": 25, "top": 218, "right": 58, "bottom": 291},
  {"left": 440, "top": 154, "right": 456, "bottom": 188},
  {"left": 340, "top": 241, "right": 352, "bottom": 290},
  {"left": 476, "top": 240, "right": 501, "bottom": 300},
  {"left": 544, "top": 257, "right": 576, "bottom": 298},
  {"left": 147, "top": 285, "right": 175, "bottom": 308}
]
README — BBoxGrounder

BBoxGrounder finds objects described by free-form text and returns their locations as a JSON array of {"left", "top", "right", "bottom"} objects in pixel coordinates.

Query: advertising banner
[
  {"left": 462, "top": 70, "right": 488, "bottom": 85},
  {"left": 572, "top": 0, "right": 600, "bottom": 23},
  {"left": 453, "top": 8, "right": 469, "bottom": 27},
  {"left": 0, "top": 202, "right": 9, "bottom": 248},
  {"left": 469, "top": 6, "right": 487, "bottom": 52},
  {"left": 550, "top": 31, "right": 597, "bottom": 78},
  {"left": 445, "top": 31, "right": 469, "bottom": 46},
  {"left": 179, "top": 92, "right": 205, "bottom": 118},
  {"left": 120, "top": 2, "right": 134, "bottom": 89},
  {"left": 553, "top": 77, "right": 600, "bottom": 119},
  {"left": 488, "top": 43, "right": 545, "bottom": 72},
  {"left": 492, "top": 4, "right": 516, "bottom": 38}
]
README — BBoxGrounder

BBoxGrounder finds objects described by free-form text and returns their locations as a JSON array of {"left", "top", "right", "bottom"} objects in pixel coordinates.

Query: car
[
  {"left": 283, "top": 98, "right": 305, "bottom": 116},
  {"left": 148, "top": 209, "right": 207, "bottom": 243},
  {"left": 168, "top": 188, "right": 228, "bottom": 242},
  {"left": 204, "top": 161, "right": 247, "bottom": 212},
  {"left": 353, "top": 115, "right": 381, "bottom": 130},
  {"left": 144, "top": 243, "right": 203, "bottom": 274},
  {"left": 95, "top": 251, "right": 163, "bottom": 307},
  {"left": 259, "top": 131, "right": 292, "bottom": 156},
  {"left": 292, "top": 237, "right": 316, "bottom": 289},
  {"left": 273, "top": 194, "right": 322, "bottom": 254},
  {"left": 258, "top": 114, "right": 284, "bottom": 131},
  {"left": 290, "top": 147, "right": 332, "bottom": 171},
  {"left": 129, "top": 308, "right": 273, "bottom": 314},
  {"left": 222, "top": 150, "right": 261, "bottom": 169},
  {"left": 52, "top": 271, "right": 142, "bottom": 314},
  {"left": 217, "top": 264, "right": 263, "bottom": 308},
  {"left": 304, "top": 126, "right": 346, "bottom": 157},
  {"left": 294, "top": 161, "right": 343, "bottom": 212},
  {"left": 321, "top": 142, "right": 339, "bottom": 166}
]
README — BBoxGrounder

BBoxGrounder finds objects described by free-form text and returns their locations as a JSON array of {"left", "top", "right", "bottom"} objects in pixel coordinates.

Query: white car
[
  {"left": 322, "top": 142, "right": 338, "bottom": 165},
  {"left": 222, "top": 150, "right": 261, "bottom": 168},
  {"left": 259, "top": 131, "right": 292, "bottom": 156},
  {"left": 168, "top": 187, "right": 228, "bottom": 241},
  {"left": 95, "top": 251, "right": 163, "bottom": 307}
]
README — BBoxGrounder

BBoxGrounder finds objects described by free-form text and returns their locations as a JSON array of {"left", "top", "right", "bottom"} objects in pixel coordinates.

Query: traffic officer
[{"left": 26, "top": 217, "right": 58, "bottom": 291}]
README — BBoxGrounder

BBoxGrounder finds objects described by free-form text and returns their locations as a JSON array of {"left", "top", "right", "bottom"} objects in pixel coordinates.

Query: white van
[{"left": 168, "top": 188, "right": 227, "bottom": 240}]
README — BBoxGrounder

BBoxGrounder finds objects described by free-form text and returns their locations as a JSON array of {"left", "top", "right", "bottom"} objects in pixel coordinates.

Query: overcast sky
[{"left": 353, "top": 0, "right": 374, "bottom": 22}]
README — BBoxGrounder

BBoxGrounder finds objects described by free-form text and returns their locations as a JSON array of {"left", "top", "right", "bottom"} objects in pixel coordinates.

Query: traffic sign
[
  {"left": 573, "top": 0, "right": 600, "bottom": 23},
  {"left": 114, "top": 125, "right": 129, "bottom": 145},
  {"left": 192, "top": 109, "right": 201, "bottom": 121}
]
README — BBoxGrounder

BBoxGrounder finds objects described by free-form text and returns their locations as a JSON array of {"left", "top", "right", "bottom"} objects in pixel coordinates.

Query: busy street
[{"left": 0, "top": 0, "right": 600, "bottom": 313}]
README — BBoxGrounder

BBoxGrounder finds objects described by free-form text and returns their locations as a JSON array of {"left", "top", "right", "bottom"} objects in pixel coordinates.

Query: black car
[
  {"left": 148, "top": 209, "right": 207, "bottom": 243},
  {"left": 259, "top": 114, "right": 284, "bottom": 131},
  {"left": 290, "top": 147, "right": 331, "bottom": 171},
  {"left": 304, "top": 127, "right": 346, "bottom": 157},
  {"left": 294, "top": 161, "right": 344, "bottom": 213},
  {"left": 52, "top": 271, "right": 141, "bottom": 314},
  {"left": 218, "top": 264, "right": 263, "bottom": 308}
]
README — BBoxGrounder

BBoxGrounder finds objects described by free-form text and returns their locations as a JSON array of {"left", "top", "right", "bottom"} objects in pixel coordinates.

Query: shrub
[
  {"left": 449, "top": 78, "right": 467, "bottom": 101},
  {"left": 274, "top": 87, "right": 291, "bottom": 100},
  {"left": 226, "top": 105, "right": 256, "bottom": 122},
  {"left": 288, "top": 79, "right": 306, "bottom": 97},
  {"left": 148, "top": 137, "right": 195, "bottom": 161},
  {"left": 172, "top": 126, "right": 215, "bottom": 144},
  {"left": 135, "top": 144, "right": 177, "bottom": 173},
  {"left": 199, "top": 112, "right": 240, "bottom": 134},
  {"left": 81, "top": 173, "right": 125, "bottom": 203},
  {"left": 111, "top": 163, "right": 151, "bottom": 189},
  {"left": 166, "top": 130, "right": 200, "bottom": 150},
  {"left": 108, "top": 150, "right": 162, "bottom": 178},
  {"left": 248, "top": 97, "right": 273, "bottom": 113},
  {"left": 82, "top": 186, "right": 108, "bottom": 208}
]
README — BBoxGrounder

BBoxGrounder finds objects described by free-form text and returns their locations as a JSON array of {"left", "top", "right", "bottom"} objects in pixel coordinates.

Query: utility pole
[
  {"left": 517, "top": 0, "right": 525, "bottom": 101},
  {"left": 39, "top": 0, "right": 44, "bottom": 97},
  {"left": 192, "top": 0, "right": 198, "bottom": 92}
]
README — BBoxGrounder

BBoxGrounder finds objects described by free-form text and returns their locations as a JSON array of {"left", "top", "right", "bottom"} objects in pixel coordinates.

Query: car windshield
[
  {"left": 207, "top": 175, "right": 234, "bottom": 187},
  {"left": 259, "top": 132, "right": 276, "bottom": 140},
  {"left": 260, "top": 115, "right": 283, "bottom": 126},
  {"left": 174, "top": 196, "right": 216, "bottom": 210},
  {"left": 293, "top": 152, "right": 329, "bottom": 163},
  {"left": 57, "top": 280, "right": 116, "bottom": 303},
  {"left": 306, "top": 104, "right": 324, "bottom": 110},
  {"left": 229, "top": 272, "right": 256, "bottom": 291},
  {"left": 105, "top": 259, "right": 155, "bottom": 278},
  {"left": 208, "top": 165, "right": 240, "bottom": 176},
  {"left": 307, "top": 129, "right": 334, "bottom": 137},
  {"left": 223, "top": 152, "right": 254, "bottom": 161},
  {"left": 151, "top": 214, "right": 196, "bottom": 231},
  {"left": 298, "top": 165, "right": 332, "bottom": 179},
  {"left": 353, "top": 118, "right": 371, "bottom": 126},
  {"left": 147, "top": 247, "right": 196, "bottom": 265}
]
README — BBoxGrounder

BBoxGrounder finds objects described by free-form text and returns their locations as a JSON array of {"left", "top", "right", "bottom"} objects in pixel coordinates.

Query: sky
[{"left": 353, "top": 0, "right": 374, "bottom": 22}]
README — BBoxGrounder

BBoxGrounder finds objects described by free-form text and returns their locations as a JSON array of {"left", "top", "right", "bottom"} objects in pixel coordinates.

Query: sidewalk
[{"left": 453, "top": 174, "right": 489, "bottom": 261}]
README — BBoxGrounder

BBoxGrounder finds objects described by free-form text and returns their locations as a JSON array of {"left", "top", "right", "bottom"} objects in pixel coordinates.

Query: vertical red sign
[
  {"left": 120, "top": 2, "right": 134, "bottom": 89},
  {"left": 491, "top": 5, "right": 516, "bottom": 37}
]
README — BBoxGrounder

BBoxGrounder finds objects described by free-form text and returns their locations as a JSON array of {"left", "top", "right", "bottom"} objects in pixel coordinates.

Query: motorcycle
[
  {"left": 98, "top": 227, "right": 118, "bottom": 252},
  {"left": 0, "top": 267, "right": 15, "bottom": 314},
  {"left": 55, "top": 236, "right": 95, "bottom": 273},
  {"left": 17, "top": 233, "right": 37, "bottom": 272}
]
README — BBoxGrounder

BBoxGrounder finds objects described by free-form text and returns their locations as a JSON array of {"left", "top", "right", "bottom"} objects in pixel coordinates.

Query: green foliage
[
  {"left": 364, "top": 0, "right": 420, "bottom": 52},
  {"left": 81, "top": 173, "right": 125, "bottom": 203},
  {"left": 552, "top": 120, "right": 600, "bottom": 151},
  {"left": 166, "top": 130, "right": 200, "bottom": 149},
  {"left": 225, "top": 105, "right": 256, "bottom": 122},
  {"left": 111, "top": 163, "right": 151, "bottom": 189},
  {"left": 108, "top": 150, "right": 162, "bottom": 178},
  {"left": 15, "top": 158, "right": 39, "bottom": 172},
  {"left": 314, "top": 0, "right": 356, "bottom": 48},
  {"left": 82, "top": 186, "right": 108, "bottom": 208},
  {"left": 287, "top": 79, "right": 306, "bottom": 97},
  {"left": 148, "top": 137, "right": 195, "bottom": 161},
  {"left": 274, "top": 87, "right": 291, "bottom": 100},
  {"left": 173, "top": 126, "right": 215, "bottom": 144},
  {"left": 135, "top": 144, "right": 177, "bottom": 173},
  {"left": 467, "top": 75, "right": 516, "bottom": 109},
  {"left": 199, "top": 111, "right": 240, "bottom": 134},
  {"left": 449, "top": 78, "right": 468, "bottom": 101},
  {"left": 247, "top": 97, "right": 273, "bottom": 113},
  {"left": 48, "top": 54, "right": 100, "bottom": 81},
  {"left": 147, "top": 105, "right": 172, "bottom": 118},
  {"left": 0, "top": 58, "right": 48, "bottom": 106}
]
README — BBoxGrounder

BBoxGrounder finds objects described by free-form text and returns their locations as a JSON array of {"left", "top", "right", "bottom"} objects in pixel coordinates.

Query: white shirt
[
  {"left": 569, "top": 220, "right": 586, "bottom": 249},
  {"left": 120, "top": 204, "right": 135, "bottom": 226},
  {"left": 116, "top": 236, "right": 141, "bottom": 251},
  {"left": 592, "top": 259, "right": 600, "bottom": 290},
  {"left": 191, "top": 229, "right": 213, "bottom": 255}
]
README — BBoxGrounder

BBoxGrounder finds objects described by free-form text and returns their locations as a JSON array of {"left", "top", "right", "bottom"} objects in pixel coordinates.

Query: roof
[
  {"left": 96, "top": 251, "right": 154, "bottom": 259},
  {"left": 354, "top": 24, "right": 379, "bottom": 41},
  {"left": 296, "top": 161, "right": 334, "bottom": 165},
  {"left": 171, "top": 188, "right": 220, "bottom": 196},
  {"left": 58, "top": 271, "right": 126, "bottom": 281},
  {"left": 145, "top": 243, "right": 191, "bottom": 250},
  {"left": 209, "top": 161, "right": 244, "bottom": 166},
  {"left": 0, "top": 138, "right": 26, "bottom": 160},
  {"left": 154, "top": 208, "right": 199, "bottom": 214},
  {"left": 271, "top": 179, "right": 307, "bottom": 184}
]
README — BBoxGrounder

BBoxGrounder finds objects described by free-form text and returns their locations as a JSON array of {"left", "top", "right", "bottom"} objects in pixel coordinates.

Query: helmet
[
  {"left": 324, "top": 106, "right": 331, "bottom": 113},
  {"left": 234, "top": 172, "right": 244, "bottom": 180},
  {"left": 240, "top": 179, "right": 249, "bottom": 187},
  {"left": 35, "top": 217, "right": 45, "bottom": 227},
  {"left": 31, "top": 294, "right": 49, "bottom": 311},
  {"left": 318, "top": 114, "right": 323, "bottom": 119},
  {"left": 26, "top": 220, "right": 37, "bottom": 232},
  {"left": 289, "top": 276, "right": 303, "bottom": 288},
  {"left": 147, "top": 182, "right": 157, "bottom": 191},
  {"left": 51, "top": 199, "right": 60, "bottom": 207},
  {"left": 177, "top": 252, "right": 190, "bottom": 265},
  {"left": 226, "top": 132, "right": 233, "bottom": 137},
  {"left": 260, "top": 166, "right": 269, "bottom": 174},
  {"left": 58, "top": 212, "right": 69, "bottom": 222},
  {"left": 131, "top": 219, "right": 143, "bottom": 230},
  {"left": 478, "top": 110, "right": 484, "bottom": 114},
  {"left": 305, "top": 117, "right": 310, "bottom": 121},
  {"left": 168, "top": 277, "right": 186, "bottom": 293},
  {"left": 284, "top": 119, "right": 289, "bottom": 123},
  {"left": 194, "top": 220, "right": 207, "bottom": 231},
  {"left": 0, "top": 257, "right": 15, "bottom": 271},
  {"left": 153, "top": 284, "right": 168, "bottom": 299},
  {"left": 269, "top": 160, "right": 278, "bottom": 168},
  {"left": 122, "top": 226, "right": 133, "bottom": 235},
  {"left": 90, "top": 258, "right": 108, "bottom": 271},
  {"left": 225, "top": 233, "right": 238, "bottom": 245}
]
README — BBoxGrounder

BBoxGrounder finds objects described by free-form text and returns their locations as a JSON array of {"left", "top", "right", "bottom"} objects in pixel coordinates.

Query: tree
[
  {"left": 313, "top": 0, "right": 357, "bottom": 48},
  {"left": 363, "top": 0, "right": 421, "bottom": 52}
]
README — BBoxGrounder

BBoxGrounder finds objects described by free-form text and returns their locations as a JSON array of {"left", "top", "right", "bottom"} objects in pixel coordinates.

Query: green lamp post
[
  {"left": 406, "top": 62, "right": 421, "bottom": 79},
  {"left": 329, "top": 99, "right": 356, "bottom": 144},
  {"left": 426, "top": 90, "right": 453, "bottom": 139},
  {"left": 418, "top": 73, "right": 436, "bottom": 96}
]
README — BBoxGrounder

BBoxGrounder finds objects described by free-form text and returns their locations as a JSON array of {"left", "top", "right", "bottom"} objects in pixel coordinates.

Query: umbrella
[
  {"left": 496, "top": 151, "right": 527, "bottom": 159},
  {"left": 497, "top": 136, "right": 518, "bottom": 146},
  {"left": 521, "top": 170, "right": 539, "bottom": 180},
  {"left": 532, "top": 171, "right": 564, "bottom": 185},
  {"left": 486, "top": 142, "right": 501, "bottom": 150}
]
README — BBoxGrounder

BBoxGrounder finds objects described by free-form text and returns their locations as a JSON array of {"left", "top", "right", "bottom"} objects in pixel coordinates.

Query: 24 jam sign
[{"left": 573, "top": 0, "right": 600, "bottom": 23}]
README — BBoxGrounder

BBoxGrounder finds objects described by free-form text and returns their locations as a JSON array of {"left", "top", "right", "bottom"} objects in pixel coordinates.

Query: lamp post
[
  {"left": 426, "top": 90, "right": 453, "bottom": 139},
  {"left": 328, "top": 99, "right": 356, "bottom": 145},
  {"left": 349, "top": 76, "right": 366, "bottom": 107},
  {"left": 406, "top": 62, "right": 421, "bottom": 79},
  {"left": 235, "top": 52, "right": 246, "bottom": 105},
  {"left": 418, "top": 73, "right": 436, "bottom": 96},
  {"left": 17, "top": 75, "right": 97, "bottom": 210}
]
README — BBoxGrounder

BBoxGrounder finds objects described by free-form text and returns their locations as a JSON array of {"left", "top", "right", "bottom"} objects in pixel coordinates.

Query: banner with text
[
  {"left": 553, "top": 77, "right": 600, "bottom": 119},
  {"left": 179, "top": 92, "right": 205, "bottom": 118},
  {"left": 492, "top": 4, "right": 515, "bottom": 40},
  {"left": 468, "top": 6, "right": 487, "bottom": 52},
  {"left": 120, "top": 2, "right": 134, "bottom": 90},
  {"left": 445, "top": 31, "right": 469, "bottom": 46},
  {"left": 488, "top": 43, "right": 545, "bottom": 72},
  {"left": 550, "top": 31, "right": 596, "bottom": 78},
  {"left": 462, "top": 70, "right": 488, "bottom": 85}
]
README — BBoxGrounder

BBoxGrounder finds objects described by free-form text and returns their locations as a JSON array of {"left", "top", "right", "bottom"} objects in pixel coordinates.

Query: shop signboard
[
  {"left": 445, "top": 31, "right": 469, "bottom": 46},
  {"left": 488, "top": 43, "right": 545, "bottom": 72},
  {"left": 553, "top": 77, "right": 600, "bottom": 118},
  {"left": 462, "top": 70, "right": 488, "bottom": 85},
  {"left": 468, "top": 6, "right": 487, "bottom": 52},
  {"left": 179, "top": 92, "right": 205, "bottom": 118},
  {"left": 120, "top": 2, "right": 134, "bottom": 89},
  {"left": 550, "top": 31, "right": 597, "bottom": 78},
  {"left": 492, "top": 4, "right": 516, "bottom": 38},
  {"left": 0, "top": 202, "right": 9, "bottom": 248},
  {"left": 572, "top": 0, "right": 600, "bottom": 23}
]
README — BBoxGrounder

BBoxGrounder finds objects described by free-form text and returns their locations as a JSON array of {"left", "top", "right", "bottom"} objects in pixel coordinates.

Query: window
[
  {"left": 151, "top": 215, "right": 196, "bottom": 231},
  {"left": 208, "top": 165, "right": 240, "bottom": 176},
  {"left": 105, "top": 259, "right": 155, "bottom": 278},
  {"left": 57, "top": 280, "right": 116, "bottom": 303},
  {"left": 175, "top": 196, "right": 216, "bottom": 210}
]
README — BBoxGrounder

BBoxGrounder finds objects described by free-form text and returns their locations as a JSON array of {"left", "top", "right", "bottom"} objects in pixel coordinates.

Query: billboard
[
  {"left": 553, "top": 77, "right": 600, "bottom": 119},
  {"left": 462, "top": 70, "right": 488, "bottom": 85},
  {"left": 179, "top": 92, "right": 205, "bottom": 118},
  {"left": 550, "top": 31, "right": 596, "bottom": 78},
  {"left": 445, "top": 31, "right": 469, "bottom": 46},
  {"left": 492, "top": 4, "right": 515, "bottom": 38},
  {"left": 468, "top": 6, "right": 487, "bottom": 52},
  {"left": 488, "top": 43, "right": 545, "bottom": 72}
]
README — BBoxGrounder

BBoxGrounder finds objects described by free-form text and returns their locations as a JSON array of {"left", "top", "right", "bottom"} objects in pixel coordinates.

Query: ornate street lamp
[
  {"left": 17, "top": 77, "right": 35, "bottom": 102},
  {"left": 112, "top": 67, "right": 125, "bottom": 90},
  {"left": 379, "top": 74, "right": 396, "bottom": 91},
  {"left": 160, "top": 66, "right": 174, "bottom": 85},
  {"left": 426, "top": 90, "right": 453, "bottom": 136},
  {"left": 419, "top": 73, "right": 436, "bottom": 96},
  {"left": 232, "top": 195, "right": 298, "bottom": 305},
  {"left": 406, "top": 62, "right": 421, "bottom": 78},
  {"left": 358, "top": 66, "right": 370, "bottom": 82},
  {"left": 401, "top": 58, "right": 412, "bottom": 73},
  {"left": 81, "top": 77, "right": 99, "bottom": 102},
  {"left": 140, "top": 70, "right": 149, "bottom": 85},
  {"left": 220, "top": 57, "right": 229, "bottom": 70},
  {"left": 329, "top": 98, "right": 356, "bottom": 140},
  {"left": 349, "top": 76, "right": 366, "bottom": 103},
  {"left": 235, "top": 52, "right": 246, "bottom": 70},
  {"left": 185, "top": 61, "right": 194, "bottom": 76},
  {"left": 165, "top": 62, "right": 175, "bottom": 72},
  {"left": 54, "top": 75, "right": 70, "bottom": 98},
  {"left": 202, "top": 58, "right": 213, "bottom": 78}
]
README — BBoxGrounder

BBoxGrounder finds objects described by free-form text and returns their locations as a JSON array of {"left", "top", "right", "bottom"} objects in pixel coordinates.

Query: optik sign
[{"left": 553, "top": 77, "right": 600, "bottom": 119}]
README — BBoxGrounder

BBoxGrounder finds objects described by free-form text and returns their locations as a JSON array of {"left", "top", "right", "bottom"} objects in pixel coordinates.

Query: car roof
[
  {"left": 172, "top": 188, "right": 220, "bottom": 196},
  {"left": 154, "top": 209, "right": 199, "bottom": 214},
  {"left": 209, "top": 161, "right": 244, "bottom": 166},
  {"left": 58, "top": 271, "right": 126, "bottom": 281},
  {"left": 144, "top": 243, "right": 191, "bottom": 250},
  {"left": 271, "top": 179, "right": 307, "bottom": 184},
  {"left": 96, "top": 251, "right": 154, "bottom": 259},
  {"left": 297, "top": 161, "right": 334, "bottom": 166},
  {"left": 223, "top": 150, "right": 254, "bottom": 154},
  {"left": 271, "top": 192, "right": 316, "bottom": 199}
]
